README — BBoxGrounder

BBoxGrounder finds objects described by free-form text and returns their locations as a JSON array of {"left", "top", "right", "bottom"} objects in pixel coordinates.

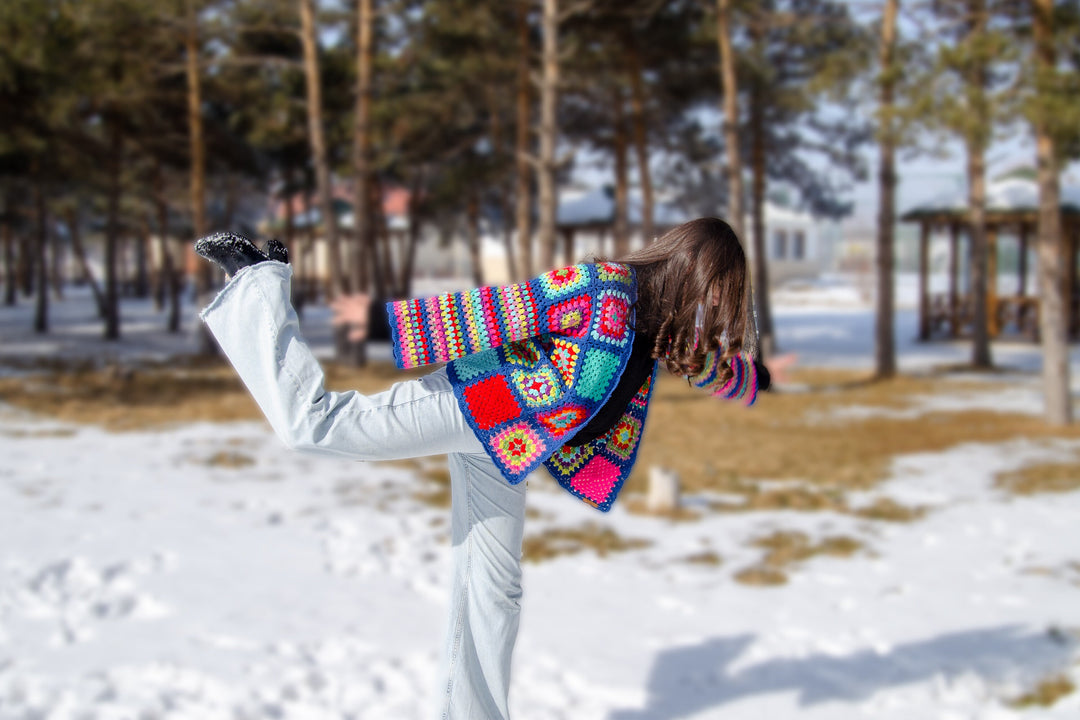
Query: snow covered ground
[{"left": 2, "top": 275, "right": 1080, "bottom": 719}]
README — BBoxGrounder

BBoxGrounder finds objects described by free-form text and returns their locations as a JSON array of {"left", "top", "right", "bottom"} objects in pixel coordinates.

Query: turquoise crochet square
[
  {"left": 576, "top": 348, "right": 620, "bottom": 401},
  {"left": 451, "top": 348, "right": 501, "bottom": 381}
]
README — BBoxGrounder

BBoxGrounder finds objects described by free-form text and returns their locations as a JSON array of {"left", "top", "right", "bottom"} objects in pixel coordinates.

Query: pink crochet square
[{"left": 570, "top": 456, "right": 620, "bottom": 505}]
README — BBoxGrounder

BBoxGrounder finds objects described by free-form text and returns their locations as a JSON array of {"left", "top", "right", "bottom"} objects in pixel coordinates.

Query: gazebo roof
[{"left": 901, "top": 176, "right": 1080, "bottom": 223}]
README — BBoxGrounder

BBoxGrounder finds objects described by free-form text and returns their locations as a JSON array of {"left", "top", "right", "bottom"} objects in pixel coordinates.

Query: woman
[{"left": 194, "top": 217, "right": 790, "bottom": 720}]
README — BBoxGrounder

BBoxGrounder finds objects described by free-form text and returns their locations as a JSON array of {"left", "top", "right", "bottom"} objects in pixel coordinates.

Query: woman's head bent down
[{"left": 617, "top": 217, "right": 748, "bottom": 379}]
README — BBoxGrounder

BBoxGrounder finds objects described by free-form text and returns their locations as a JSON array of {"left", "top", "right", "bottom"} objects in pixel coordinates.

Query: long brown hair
[{"left": 614, "top": 217, "right": 748, "bottom": 379}]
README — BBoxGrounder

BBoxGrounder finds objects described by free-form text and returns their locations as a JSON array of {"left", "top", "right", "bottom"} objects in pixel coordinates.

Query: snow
[{"left": 2, "top": 276, "right": 1080, "bottom": 719}]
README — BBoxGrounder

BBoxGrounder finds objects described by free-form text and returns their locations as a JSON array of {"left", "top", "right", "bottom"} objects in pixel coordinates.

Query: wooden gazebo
[{"left": 902, "top": 176, "right": 1080, "bottom": 342}]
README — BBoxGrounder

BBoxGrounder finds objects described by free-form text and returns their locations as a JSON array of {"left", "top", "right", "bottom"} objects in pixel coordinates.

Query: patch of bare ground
[
  {"left": 521, "top": 523, "right": 652, "bottom": 563},
  {"left": 1007, "top": 674, "right": 1076, "bottom": 708},
  {"left": 411, "top": 463, "right": 453, "bottom": 508},
  {"left": 621, "top": 495, "right": 702, "bottom": 522},
  {"left": 1022, "top": 561, "right": 1080, "bottom": 587},
  {"left": 734, "top": 530, "right": 864, "bottom": 587},
  {"left": 200, "top": 450, "right": 256, "bottom": 468},
  {"left": 996, "top": 460, "right": 1080, "bottom": 495},
  {"left": 0, "top": 358, "right": 426, "bottom": 431},
  {"left": 681, "top": 550, "right": 723, "bottom": 566},
  {"left": 632, "top": 368, "right": 1080, "bottom": 505},
  {"left": 0, "top": 427, "right": 77, "bottom": 438}
]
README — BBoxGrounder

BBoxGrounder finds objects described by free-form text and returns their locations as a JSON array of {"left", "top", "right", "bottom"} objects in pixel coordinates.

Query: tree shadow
[{"left": 609, "top": 625, "right": 1075, "bottom": 719}]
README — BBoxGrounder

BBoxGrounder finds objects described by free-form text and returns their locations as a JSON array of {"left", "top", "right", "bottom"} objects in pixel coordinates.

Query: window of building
[
  {"left": 773, "top": 230, "right": 788, "bottom": 260},
  {"left": 793, "top": 230, "right": 805, "bottom": 260}
]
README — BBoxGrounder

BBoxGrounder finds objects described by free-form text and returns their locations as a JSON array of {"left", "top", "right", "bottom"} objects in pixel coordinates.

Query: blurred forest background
[{"left": 1, "top": 0, "right": 1079, "bottom": 417}]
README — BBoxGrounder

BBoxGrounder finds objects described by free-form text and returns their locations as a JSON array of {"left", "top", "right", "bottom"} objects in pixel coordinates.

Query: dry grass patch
[
  {"left": 1022, "top": 561, "right": 1080, "bottom": 587},
  {"left": 413, "top": 463, "right": 452, "bottom": 508},
  {"left": 632, "top": 369, "right": 1080, "bottom": 501},
  {"left": 733, "top": 566, "right": 789, "bottom": 586},
  {"left": 726, "top": 485, "right": 848, "bottom": 513},
  {"left": 734, "top": 530, "right": 864, "bottom": 587},
  {"left": 621, "top": 496, "right": 702, "bottom": 522},
  {"left": 850, "top": 497, "right": 928, "bottom": 522},
  {"left": 1007, "top": 674, "right": 1076, "bottom": 708},
  {"left": 0, "top": 359, "right": 427, "bottom": 431},
  {"left": 0, "top": 427, "right": 77, "bottom": 438},
  {"left": 525, "top": 506, "right": 554, "bottom": 521},
  {"left": 996, "top": 461, "right": 1080, "bottom": 495},
  {"left": 521, "top": 523, "right": 651, "bottom": 563},
  {"left": 682, "top": 550, "right": 723, "bottom": 566},
  {"left": 201, "top": 450, "right": 256, "bottom": 468}
]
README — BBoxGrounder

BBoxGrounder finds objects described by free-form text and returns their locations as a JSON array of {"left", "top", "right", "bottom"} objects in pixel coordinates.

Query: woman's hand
[
  {"left": 764, "top": 353, "right": 797, "bottom": 387},
  {"left": 330, "top": 293, "right": 373, "bottom": 342}
]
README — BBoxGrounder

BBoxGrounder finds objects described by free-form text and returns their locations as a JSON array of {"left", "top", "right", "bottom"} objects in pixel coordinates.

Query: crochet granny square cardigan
[{"left": 387, "top": 262, "right": 759, "bottom": 511}]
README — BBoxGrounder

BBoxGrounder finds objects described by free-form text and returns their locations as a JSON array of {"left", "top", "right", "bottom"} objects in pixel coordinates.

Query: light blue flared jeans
[{"left": 201, "top": 262, "right": 526, "bottom": 720}]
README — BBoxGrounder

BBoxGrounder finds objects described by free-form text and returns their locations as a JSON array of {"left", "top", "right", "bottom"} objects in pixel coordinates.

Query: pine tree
[
  {"left": 732, "top": 0, "right": 873, "bottom": 356},
  {"left": 875, "top": 0, "right": 900, "bottom": 379},
  {"left": 1024, "top": 0, "right": 1080, "bottom": 423}
]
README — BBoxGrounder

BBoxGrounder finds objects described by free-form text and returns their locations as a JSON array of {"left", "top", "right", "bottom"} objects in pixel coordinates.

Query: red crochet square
[{"left": 462, "top": 375, "right": 522, "bottom": 431}]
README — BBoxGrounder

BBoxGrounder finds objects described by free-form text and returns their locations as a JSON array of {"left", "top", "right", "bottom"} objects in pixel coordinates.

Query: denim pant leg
[
  {"left": 200, "top": 263, "right": 526, "bottom": 720},
  {"left": 440, "top": 449, "right": 527, "bottom": 720}
]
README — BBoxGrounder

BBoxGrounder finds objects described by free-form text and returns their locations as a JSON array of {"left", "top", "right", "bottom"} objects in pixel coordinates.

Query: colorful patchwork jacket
[{"left": 387, "top": 262, "right": 759, "bottom": 511}]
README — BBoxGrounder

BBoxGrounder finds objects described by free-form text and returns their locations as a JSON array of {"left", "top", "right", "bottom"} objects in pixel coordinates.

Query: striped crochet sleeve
[
  {"left": 387, "top": 278, "right": 543, "bottom": 370},
  {"left": 688, "top": 351, "right": 760, "bottom": 407}
]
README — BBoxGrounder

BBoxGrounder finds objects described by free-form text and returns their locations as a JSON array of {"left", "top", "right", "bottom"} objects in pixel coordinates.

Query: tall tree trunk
[
  {"left": 968, "top": 141, "right": 991, "bottom": 367},
  {"left": 717, "top": 0, "right": 744, "bottom": 242},
  {"left": 370, "top": 177, "right": 393, "bottom": 299},
  {"left": 627, "top": 40, "right": 653, "bottom": 245},
  {"left": 1032, "top": 0, "right": 1071, "bottom": 423},
  {"left": 221, "top": 172, "right": 238, "bottom": 230},
  {"left": 400, "top": 171, "right": 423, "bottom": 298},
  {"left": 104, "top": 121, "right": 122, "bottom": 340},
  {"left": 514, "top": 0, "right": 533, "bottom": 279},
  {"left": 66, "top": 209, "right": 105, "bottom": 318},
  {"left": 718, "top": 0, "right": 758, "bottom": 357},
  {"left": 345, "top": 0, "right": 374, "bottom": 368},
  {"left": 284, "top": 163, "right": 305, "bottom": 312},
  {"left": 186, "top": 0, "right": 214, "bottom": 354},
  {"left": 536, "top": 0, "right": 559, "bottom": 272},
  {"left": 3, "top": 192, "right": 16, "bottom": 307},
  {"left": 153, "top": 164, "right": 180, "bottom": 333},
  {"left": 353, "top": 0, "right": 373, "bottom": 297},
  {"left": 299, "top": 0, "right": 345, "bottom": 301},
  {"left": 489, "top": 87, "right": 517, "bottom": 283},
  {"left": 18, "top": 229, "right": 33, "bottom": 297},
  {"left": 613, "top": 89, "right": 630, "bottom": 259},
  {"left": 467, "top": 194, "right": 484, "bottom": 287},
  {"left": 50, "top": 216, "right": 64, "bottom": 301},
  {"left": 748, "top": 77, "right": 774, "bottom": 357},
  {"left": 967, "top": 0, "right": 992, "bottom": 369},
  {"left": 303, "top": 183, "right": 316, "bottom": 299},
  {"left": 134, "top": 221, "right": 150, "bottom": 299},
  {"left": 33, "top": 174, "right": 48, "bottom": 334},
  {"left": 151, "top": 214, "right": 164, "bottom": 312},
  {"left": 875, "top": 0, "right": 899, "bottom": 379}
]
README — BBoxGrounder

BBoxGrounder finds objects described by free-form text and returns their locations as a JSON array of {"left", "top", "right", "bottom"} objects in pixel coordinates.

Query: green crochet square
[
  {"left": 577, "top": 349, "right": 620, "bottom": 402},
  {"left": 451, "top": 348, "right": 501, "bottom": 381}
]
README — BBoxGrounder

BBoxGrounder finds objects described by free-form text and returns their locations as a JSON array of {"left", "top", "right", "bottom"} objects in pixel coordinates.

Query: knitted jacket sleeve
[
  {"left": 387, "top": 264, "right": 600, "bottom": 370},
  {"left": 686, "top": 350, "right": 762, "bottom": 406}
]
